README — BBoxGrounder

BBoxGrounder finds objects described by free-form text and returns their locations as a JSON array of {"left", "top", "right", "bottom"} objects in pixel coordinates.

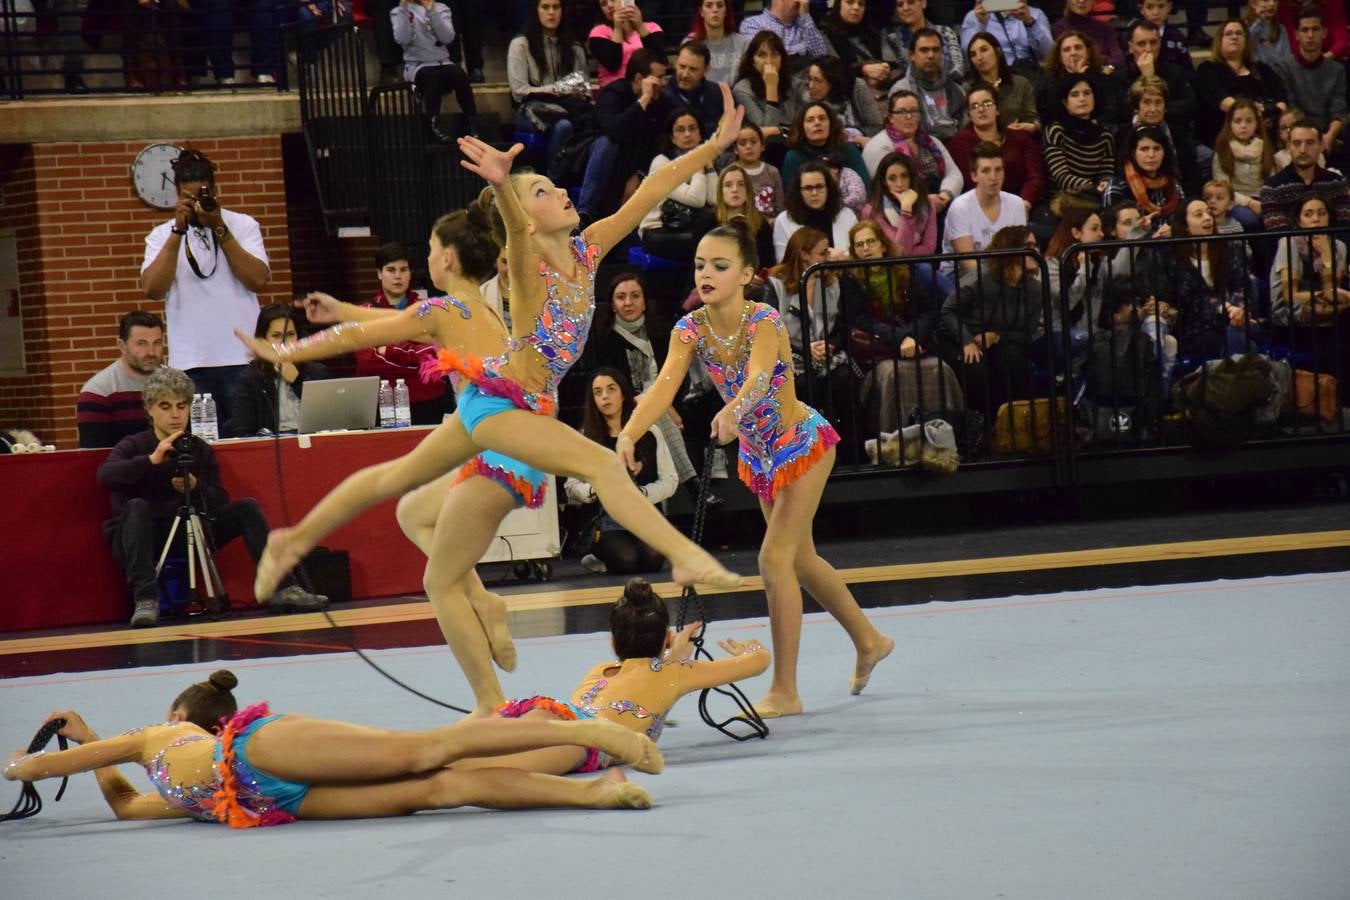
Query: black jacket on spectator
[
  {"left": 98, "top": 430, "right": 230, "bottom": 539},
  {"left": 1108, "top": 58, "right": 1197, "bottom": 127},
  {"left": 941, "top": 271, "right": 1042, "bottom": 348},
  {"left": 583, "top": 320, "right": 673, "bottom": 394},
  {"left": 225, "top": 362, "right": 329, "bottom": 437},
  {"left": 663, "top": 78, "right": 725, "bottom": 138},
  {"left": 596, "top": 77, "right": 675, "bottom": 170},
  {"left": 1193, "top": 60, "right": 1286, "bottom": 147},
  {"left": 848, "top": 271, "right": 939, "bottom": 351}
]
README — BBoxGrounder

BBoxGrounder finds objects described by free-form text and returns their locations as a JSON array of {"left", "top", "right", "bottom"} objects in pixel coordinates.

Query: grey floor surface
[{"left": 3, "top": 572, "right": 1349, "bottom": 900}]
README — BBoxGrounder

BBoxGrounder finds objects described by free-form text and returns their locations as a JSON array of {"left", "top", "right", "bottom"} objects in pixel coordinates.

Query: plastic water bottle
[
  {"left": 190, "top": 393, "right": 203, "bottom": 436},
  {"left": 394, "top": 379, "right": 411, "bottom": 428},
  {"left": 200, "top": 393, "right": 219, "bottom": 441},
  {"left": 378, "top": 380, "right": 395, "bottom": 428}
]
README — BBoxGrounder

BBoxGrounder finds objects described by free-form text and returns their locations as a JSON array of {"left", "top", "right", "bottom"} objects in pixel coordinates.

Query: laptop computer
[{"left": 297, "top": 376, "right": 381, "bottom": 434}]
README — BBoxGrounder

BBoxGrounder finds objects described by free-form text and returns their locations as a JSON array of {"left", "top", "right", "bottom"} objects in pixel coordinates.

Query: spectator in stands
[
  {"left": 700, "top": 164, "right": 778, "bottom": 265},
  {"left": 1204, "top": 179, "right": 1248, "bottom": 234},
  {"left": 188, "top": 0, "right": 283, "bottom": 86},
  {"left": 1037, "top": 30, "right": 1122, "bottom": 127},
  {"left": 1042, "top": 206, "right": 1106, "bottom": 366},
  {"left": 862, "top": 90, "right": 962, "bottom": 208},
  {"left": 564, "top": 369, "right": 676, "bottom": 575},
  {"left": 732, "top": 31, "right": 799, "bottom": 142},
  {"left": 1245, "top": 0, "right": 1292, "bottom": 66},
  {"left": 1259, "top": 123, "right": 1350, "bottom": 229},
  {"left": 1101, "top": 125, "right": 1185, "bottom": 219},
  {"left": 50, "top": 0, "right": 88, "bottom": 92},
  {"left": 1274, "top": 107, "right": 1325, "bottom": 168},
  {"left": 1275, "top": 0, "right": 1348, "bottom": 63},
  {"left": 1268, "top": 195, "right": 1350, "bottom": 372},
  {"left": 960, "top": 1, "right": 1054, "bottom": 75},
  {"left": 1096, "top": 202, "right": 1182, "bottom": 392},
  {"left": 370, "top": 0, "right": 405, "bottom": 84},
  {"left": 821, "top": 0, "right": 900, "bottom": 98},
  {"left": 774, "top": 161, "right": 860, "bottom": 258},
  {"left": 448, "top": 0, "right": 485, "bottom": 83},
  {"left": 733, "top": 126, "right": 786, "bottom": 218},
  {"left": 1163, "top": 198, "right": 1263, "bottom": 359},
  {"left": 1273, "top": 8, "right": 1347, "bottom": 164},
  {"left": 802, "top": 55, "right": 884, "bottom": 145},
  {"left": 1193, "top": 18, "right": 1287, "bottom": 148},
  {"left": 576, "top": 50, "right": 674, "bottom": 223},
  {"left": 769, "top": 226, "right": 867, "bottom": 463},
  {"left": 890, "top": 28, "right": 968, "bottom": 141},
  {"left": 821, "top": 152, "right": 868, "bottom": 215},
  {"left": 638, "top": 111, "right": 713, "bottom": 258},
  {"left": 584, "top": 274, "right": 699, "bottom": 493},
  {"left": 685, "top": 0, "right": 747, "bottom": 85},
  {"left": 665, "top": 42, "right": 726, "bottom": 137},
  {"left": 1110, "top": 20, "right": 1199, "bottom": 131},
  {"left": 352, "top": 242, "right": 450, "bottom": 424},
  {"left": 939, "top": 224, "right": 1042, "bottom": 413},
  {"left": 739, "top": 0, "right": 832, "bottom": 67},
  {"left": 123, "top": 0, "right": 187, "bottom": 90},
  {"left": 1139, "top": 0, "right": 1196, "bottom": 71},
  {"left": 946, "top": 86, "right": 1046, "bottom": 215},
  {"left": 77, "top": 311, "right": 163, "bottom": 449},
  {"left": 964, "top": 31, "right": 1039, "bottom": 133},
  {"left": 508, "top": 0, "right": 590, "bottom": 180},
  {"left": 862, "top": 152, "right": 945, "bottom": 301},
  {"left": 590, "top": 0, "right": 667, "bottom": 89},
  {"left": 941, "top": 141, "right": 1029, "bottom": 275},
  {"left": 139, "top": 149, "right": 267, "bottom": 423},
  {"left": 1053, "top": 0, "right": 1126, "bottom": 69},
  {"left": 225, "top": 305, "right": 328, "bottom": 438},
  {"left": 782, "top": 102, "right": 870, "bottom": 187},
  {"left": 100, "top": 367, "right": 326, "bottom": 628},
  {"left": 1124, "top": 74, "right": 1204, "bottom": 199},
  {"left": 1211, "top": 99, "right": 1276, "bottom": 229},
  {"left": 886, "top": 0, "right": 965, "bottom": 81},
  {"left": 847, "top": 220, "right": 933, "bottom": 356},
  {"left": 392, "top": 0, "right": 480, "bottom": 142},
  {"left": 480, "top": 249, "right": 511, "bottom": 328},
  {"left": 1043, "top": 77, "right": 1117, "bottom": 216}
]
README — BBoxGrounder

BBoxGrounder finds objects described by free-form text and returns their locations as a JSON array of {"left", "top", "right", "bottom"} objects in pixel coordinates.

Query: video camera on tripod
[{"left": 156, "top": 425, "right": 225, "bottom": 612}]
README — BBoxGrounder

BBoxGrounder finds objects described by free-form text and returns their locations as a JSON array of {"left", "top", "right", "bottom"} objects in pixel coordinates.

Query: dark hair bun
[
  {"left": 467, "top": 187, "right": 494, "bottom": 233},
  {"left": 623, "top": 577, "right": 657, "bottom": 607},
  {"left": 208, "top": 670, "right": 238, "bottom": 692}
]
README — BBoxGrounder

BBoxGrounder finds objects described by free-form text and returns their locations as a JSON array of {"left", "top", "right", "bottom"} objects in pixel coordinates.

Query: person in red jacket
[{"left": 352, "top": 242, "right": 452, "bottom": 424}]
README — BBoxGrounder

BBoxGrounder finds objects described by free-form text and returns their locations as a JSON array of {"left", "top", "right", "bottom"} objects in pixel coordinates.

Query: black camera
[
  {"left": 172, "top": 432, "right": 197, "bottom": 473},
  {"left": 196, "top": 185, "right": 218, "bottom": 214}
]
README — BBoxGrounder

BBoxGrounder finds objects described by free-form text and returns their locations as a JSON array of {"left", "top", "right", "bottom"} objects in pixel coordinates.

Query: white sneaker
[
  {"left": 580, "top": 553, "right": 607, "bottom": 574},
  {"left": 256, "top": 74, "right": 275, "bottom": 84},
  {"left": 217, "top": 77, "right": 236, "bottom": 85}
]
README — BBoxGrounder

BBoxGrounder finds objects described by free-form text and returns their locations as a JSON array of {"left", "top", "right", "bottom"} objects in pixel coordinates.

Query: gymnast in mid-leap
[
  {"left": 2, "top": 670, "right": 661, "bottom": 828},
  {"left": 616, "top": 220, "right": 895, "bottom": 718}
]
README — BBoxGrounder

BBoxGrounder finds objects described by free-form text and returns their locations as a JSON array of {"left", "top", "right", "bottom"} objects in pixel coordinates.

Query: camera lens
[{"left": 197, "top": 186, "right": 218, "bottom": 214}]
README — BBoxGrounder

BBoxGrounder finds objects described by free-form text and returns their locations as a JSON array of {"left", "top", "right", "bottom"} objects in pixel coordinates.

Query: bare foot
[
  {"left": 591, "top": 769, "right": 652, "bottom": 809},
  {"left": 583, "top": 719, "right": 664, "bottom": 774},
  {"left": 850, "top": 635, "right": 895, "bottom": 696},
  {"left": 751, "top": 692, "right": 803, "bottom": 719},
  {"left": 671, "top": 551, "right": 742, "bottom": 589},
  {"left": 470, "top": 590, "right": 517, "bottom": 673},
  {"left": 465, "top": 704, "right": 501, "bottom": 720},
  {"left": 254, "top": 527, "right": 303, "bottom": 603}
]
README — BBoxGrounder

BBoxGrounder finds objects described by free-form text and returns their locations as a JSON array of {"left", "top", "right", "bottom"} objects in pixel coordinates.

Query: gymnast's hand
[
  {"left": 44, "top": 710, "right": 92, "bottom": 744},
  {"left": 458, "top": 137, "right": 524, "bottom": 186},
  {"left": 665, "top": 621, "right": 702, "bottom": 664},
  {"left": 235, "top": 329, "right": 280, "bottom": 364},
  {"left": 711, "top": 82, "right": 747, "bottom": 153},
  {"left": 299, "top": 291, "right": 344, "bottom": 324},
  {"left": 710, "top": 404, "right": 738, "bottom": 445},
  {"left": 615, "top": 433, "right": 643, "bottom": 475},
  {"left": 718, "top": 638, "right": 765, "bottom": 657}
]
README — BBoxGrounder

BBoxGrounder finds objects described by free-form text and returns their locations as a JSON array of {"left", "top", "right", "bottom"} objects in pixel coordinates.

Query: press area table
[{"left": 0, "top": 427, "right": 560, "bottom": 632}]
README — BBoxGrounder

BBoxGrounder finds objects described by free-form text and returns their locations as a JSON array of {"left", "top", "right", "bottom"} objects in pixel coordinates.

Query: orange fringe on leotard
[
  {"left": 211, "top": 703, "right": 296, "bottom": 828},
  {"left": 739, "top": 424, "right": 839, "bottom": 503},
  {"left": 420, "top": 346, "right": 556, "bottom": 417},
  {"left": 450, "top": 456, "right": 546, "bottom": 509}
]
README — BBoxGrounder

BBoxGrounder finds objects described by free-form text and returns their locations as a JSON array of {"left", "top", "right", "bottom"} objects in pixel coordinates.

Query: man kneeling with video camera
[{"left": 98, "top": 367, "right": 327, "bottom": 628}]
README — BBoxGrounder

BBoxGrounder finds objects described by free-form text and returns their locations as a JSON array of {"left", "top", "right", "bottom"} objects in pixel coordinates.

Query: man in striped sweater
[{"left": 77, "top": 310, "right": 164, "bottom": 449}]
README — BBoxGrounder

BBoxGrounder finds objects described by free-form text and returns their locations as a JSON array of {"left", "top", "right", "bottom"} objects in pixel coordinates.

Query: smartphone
[
  {"left": 620, "top": 0, "right": 635, "bottom": 6},
  {"left": 985, "top": 0, "right": 1019, "bottom": 11}
]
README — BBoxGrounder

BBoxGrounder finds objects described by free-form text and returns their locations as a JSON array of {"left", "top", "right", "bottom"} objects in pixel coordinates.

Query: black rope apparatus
[
  {"left": 673, "top": 446, "right": 769, "bottom": 741},
  {"left": 2, "top": 718, "right": 70, "bottom": 822}
]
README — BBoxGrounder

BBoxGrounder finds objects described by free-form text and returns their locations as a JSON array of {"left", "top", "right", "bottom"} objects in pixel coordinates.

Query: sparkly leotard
[
  {"left": 675, "top": 303, "right": 838, "bottom": 502},
  {"left": 515, "top": 234, "right": 603, "bottom": 395}
]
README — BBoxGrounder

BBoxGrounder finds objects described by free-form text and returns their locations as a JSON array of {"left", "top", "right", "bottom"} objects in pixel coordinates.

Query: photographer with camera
[
  {"left": 140, "top": 149, "right": 270, "bottom": 423},
  {"left": 99, "top": 368, "right": 327, "bottom": 628}
]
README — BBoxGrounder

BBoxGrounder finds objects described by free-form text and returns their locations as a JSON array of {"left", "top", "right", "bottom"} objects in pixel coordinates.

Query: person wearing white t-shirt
[
  {"left": 139, "top": 149, "right": 270, "bottom": 422},
  {"left": 940, "top": 141, "right": 1027, "bottom": 276}
]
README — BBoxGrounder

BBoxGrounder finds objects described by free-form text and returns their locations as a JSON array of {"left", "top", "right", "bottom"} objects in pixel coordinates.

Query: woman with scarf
[
  {"left": 1101, "top": 125, "right": 1184, "bottom": 220},
  {"left": 860, "top": 151, "right": 951, "bottom": 304},
  {"left": 861, "top": 90, "right": 963, "bottom": 212}
]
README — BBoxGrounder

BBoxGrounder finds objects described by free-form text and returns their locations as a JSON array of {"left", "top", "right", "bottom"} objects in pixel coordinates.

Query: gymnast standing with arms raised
[{"left": 616, "top": 219, "right": 894, "bottom": 718}]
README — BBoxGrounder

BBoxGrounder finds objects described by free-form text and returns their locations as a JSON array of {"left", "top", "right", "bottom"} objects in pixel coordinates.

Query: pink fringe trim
[
  {"left": 450, "top": 456, "right": 547, "bottom": 509},
  {"left": 740, "top": 424, "right": 839, "bottom": 503},
  {"left": 212, "top": 703, "right": 296, "bottom": 829},
  {"left": 493, "top": 695, "right": 602, "bottom": 773},
  {"left": 419, "top": 346, "right": 556, "bottom": 417}
]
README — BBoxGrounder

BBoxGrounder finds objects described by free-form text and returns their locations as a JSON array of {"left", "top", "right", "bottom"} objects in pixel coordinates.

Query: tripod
[{"left": 155, "top": 468, "right": 224, "bottom": 609}]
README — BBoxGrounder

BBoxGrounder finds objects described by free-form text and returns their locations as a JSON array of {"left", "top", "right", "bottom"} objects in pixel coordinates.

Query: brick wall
[{"left": 0, "top": 136, "right": 293, "bottom": 448}]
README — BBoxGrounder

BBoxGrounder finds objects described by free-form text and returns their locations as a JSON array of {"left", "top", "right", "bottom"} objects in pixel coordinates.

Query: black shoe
[
  {"left": 64, "top": 74, "right": 88, "bottom": 94},
  {"left": 462, "top": 114, "right": 480, "bottom": 138},
  {"left": 428, "top": 120, "right": 456, "bottom": 144},
  {"left": 468, "top": 68, "right": 485, "bottom": 84}
]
